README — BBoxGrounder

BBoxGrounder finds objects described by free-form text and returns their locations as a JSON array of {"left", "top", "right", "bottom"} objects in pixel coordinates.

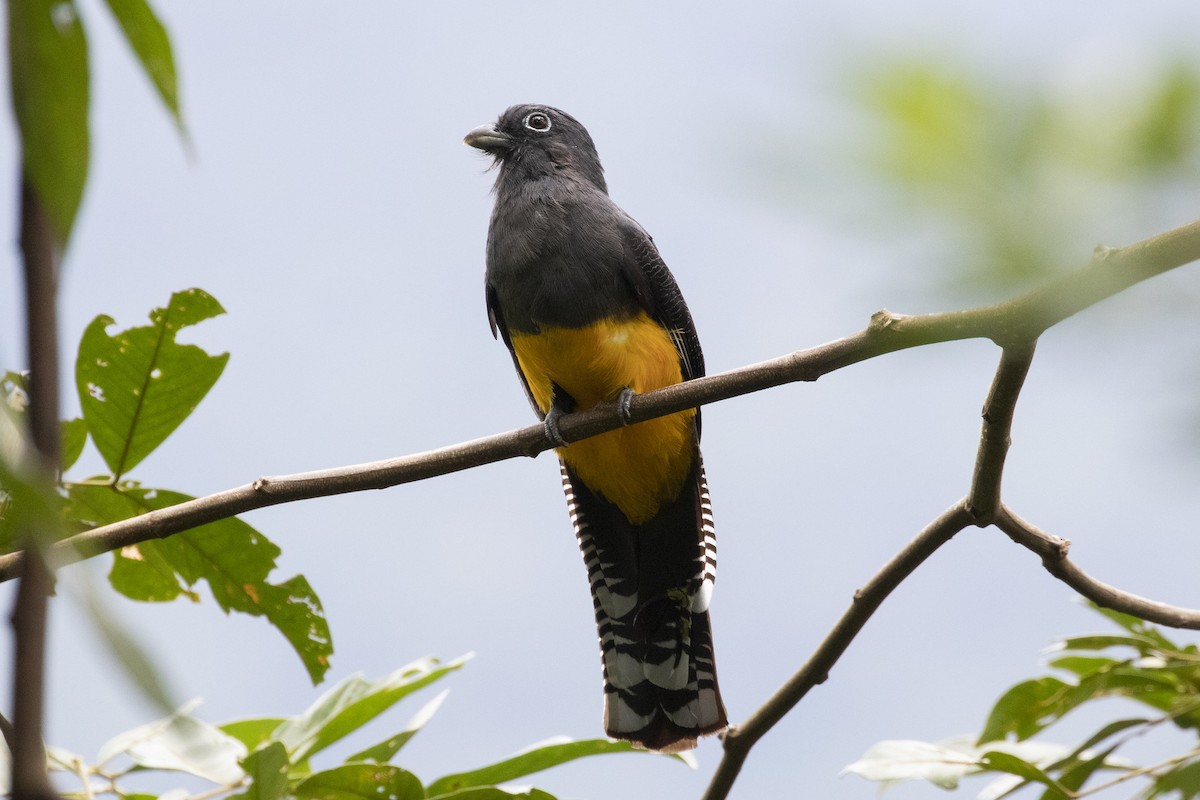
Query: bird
[{"left": 464, "top": 104, "right": 727, "bottom": 752}]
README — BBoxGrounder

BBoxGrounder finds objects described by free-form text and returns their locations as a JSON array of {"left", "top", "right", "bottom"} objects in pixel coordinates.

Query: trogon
[{"left": 465, "top": 104, "right": 727, "bottom": 753}]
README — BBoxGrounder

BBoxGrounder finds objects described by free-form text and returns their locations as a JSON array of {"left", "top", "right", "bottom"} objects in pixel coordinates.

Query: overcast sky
[{"left": 3, "top": 2, "right": 1200, "bottom": 798}]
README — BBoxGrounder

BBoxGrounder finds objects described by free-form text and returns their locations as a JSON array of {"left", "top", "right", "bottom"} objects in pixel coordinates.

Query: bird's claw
[
  {"left": 544, "top": 407, "right": 568, "bottom": 448},
  {"left": 616, "top": 388, "right": 635, "bottom": 425}
]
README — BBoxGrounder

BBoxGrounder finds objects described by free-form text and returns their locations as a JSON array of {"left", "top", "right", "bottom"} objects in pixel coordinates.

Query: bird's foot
[
  {"left": 616, "top": 388, "right": 635, "bottom": 425},
  {"left": 543, "top": 407, "right": 568, "bottom": 448}
]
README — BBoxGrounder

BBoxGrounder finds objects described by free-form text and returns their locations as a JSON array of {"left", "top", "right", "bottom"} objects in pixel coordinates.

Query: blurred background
[{"left": 2, "top": 1, "right": 1200, "bottom": 797}]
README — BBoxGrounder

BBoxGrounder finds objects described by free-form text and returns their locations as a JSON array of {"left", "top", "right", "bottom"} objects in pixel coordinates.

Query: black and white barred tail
[{"left": 561, "top": 453, "right": 727, "bottom": 752}]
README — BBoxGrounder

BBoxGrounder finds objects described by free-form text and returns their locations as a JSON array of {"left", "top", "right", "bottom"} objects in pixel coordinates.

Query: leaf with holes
[
  {"left": 67, "top": 484, "right": 332, "bottom": 683},
  {"left": 76, "top": 288, "right": 227, "bottom": 478}
]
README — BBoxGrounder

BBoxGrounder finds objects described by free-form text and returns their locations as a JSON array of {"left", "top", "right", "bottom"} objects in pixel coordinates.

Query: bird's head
[{"left": 464, "top": 104, "right": 607, "bottom": 192}]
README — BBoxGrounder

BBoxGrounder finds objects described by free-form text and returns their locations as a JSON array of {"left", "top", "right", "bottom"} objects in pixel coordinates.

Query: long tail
[{"left": 561, "top": 455, "right": 727, "bottom": 752}]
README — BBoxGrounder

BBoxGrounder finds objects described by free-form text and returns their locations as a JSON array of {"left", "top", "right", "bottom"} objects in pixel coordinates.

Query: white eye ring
[{"left": 523, "top": 112, "right": 552, "bottom": 132}]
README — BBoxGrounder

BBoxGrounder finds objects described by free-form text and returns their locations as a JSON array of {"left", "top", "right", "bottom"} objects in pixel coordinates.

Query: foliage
[
  {"left": 7, "top": 0, "right": 180, "bottom": 246},
  {"left": 2, "top": 289, "right": 332, "bottom": 685},
  {"left": 0, "top": 290, "right": 686, "bottom": 798},
  {"left": 844, "top": 603, "right": 1200, "bottom": 798},
  {"left": 763, "top": 56, "right": 1200, "bottom": 297},
  {"left": 10, "top": 655, "right": 681, "bottom": 800}
]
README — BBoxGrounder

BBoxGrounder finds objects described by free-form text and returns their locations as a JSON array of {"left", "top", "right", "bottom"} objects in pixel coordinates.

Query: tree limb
[
  {"left": 1, "top": 218, "right": 1198, "bottom": 583},
  {"left": 996, "top": 505, "right": 1200, "bottom": 629}
]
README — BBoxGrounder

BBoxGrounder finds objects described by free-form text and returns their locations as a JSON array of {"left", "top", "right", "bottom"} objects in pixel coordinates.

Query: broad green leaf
[
  {"left": 979, "top": 677, "right": 1073, "bottom": 743},
  {"left": 237, "top": 742, "right": 288, "bottom": 800},
  {"left": 425, "top": 737, "right": 690, "bottom": 797},
  {"left": 68, "top": 484, "right": 331, "bottom": 683},
  {"left": 346, "top": 690, "right": 449, "bottom": 764},
  {"left": 76, "top": 289, "right": 228, "bottom": 477},
  {"left": 260, "top": 576, "right": 333, "bottom": 685},
  {"left": 100, "top": 0, "right": 184, "bottom": 131},
  {"left": 292, "top": 765, "right": 424, "bottom": 800},
  {"left": 220, "top": 718, "right": 288, "bottom": 752},
  {"left": 429, "top": 789, "right": 557, "bottom": 800},
  {"left": 979, "top": 751, "right": 1070, "bottom": 796},
  {"left": 8, "top": 0, "right": 90, "bottom": 245},
  {"left": 60, "top": 417, "right": 87, "bottom": 471},
  {"left": 275, "top": 656, "right": 470, "bottom": 763},
  {"left": 97, "top": 704, "right": 247, "bottom": 784}
]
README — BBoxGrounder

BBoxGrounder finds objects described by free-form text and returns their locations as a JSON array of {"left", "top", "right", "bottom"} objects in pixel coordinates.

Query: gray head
[{"left": 464, "top": 104, "right": 608, "bottom": 193}]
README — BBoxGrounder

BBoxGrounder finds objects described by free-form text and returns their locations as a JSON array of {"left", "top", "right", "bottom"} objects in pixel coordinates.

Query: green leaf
[
  {"left": 68, "top": 484, "right": 332, "bottom": 683},
  {"left": 238, "top": 742, "right": 289, "bottom": 800},
  {"left": 60, "top": 417, "right": 87, "bottom": 471},
  {"left": 1058, "top": 634, "right": 1162, "bottom": 654},
  {"left": 100, "top": 0, "right": 184, "bottom": 132},
  {"left": 220, "top": 718, "right": 288, "bottom": 752},
  {"left": 346, "top": 690, "right": 448, "bottom": 764},
  {"left": 425, "top": 737, "right": 689, "bottom": 797},
  {"left": 979, "top": 677, "right": 1074, "bottom": 743},
  {"left": 1040, "top": 744, "right": 1119, "bottom": 800},
  {"left": 429, "top": 789, "right": 558, "bottom": 800},
  {"left": 8, "top": 0, "right": 90, "bottom": 245},
  {"left": 1048, "top": 656, "right": 1118, "bottom": 678},
  {"left": 97, "top": 704, "right": 247, "bottom": 784},
  {"left": 274, "top": 656, "right": 469, "bottom": 763},
  {"left": 260, "top": 576, "right": 333, "bottom": 685},
  {"left": 1147, "top": 758, "right": 1200, "bottom": 799},
  {"left": 1088, "top": 602, "right": 1181, "bottom": 652},
  {"left": 76, "top": 288, "right": 228, "bottom": 477},
  {"left": 979, "top": 751, "right": 1071, "bottom": 796},
  {"left": 292, "top": 765, "right": 424, "bottom": 800}
]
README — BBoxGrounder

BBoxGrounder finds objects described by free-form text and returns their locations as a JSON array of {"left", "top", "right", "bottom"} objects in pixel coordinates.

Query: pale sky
[{"left": 2, "top": 2, "right": 1200, "bottom": 798}]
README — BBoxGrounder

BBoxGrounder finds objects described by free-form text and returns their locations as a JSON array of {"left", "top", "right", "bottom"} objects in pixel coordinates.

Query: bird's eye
[{"left": 523, "top": 112, "right": 552, "bottom": 132}]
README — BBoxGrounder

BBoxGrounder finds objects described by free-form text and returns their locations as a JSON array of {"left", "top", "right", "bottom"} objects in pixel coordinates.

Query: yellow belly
[{"left": 510, "top": 312, "right": 696, "bottom": 524}]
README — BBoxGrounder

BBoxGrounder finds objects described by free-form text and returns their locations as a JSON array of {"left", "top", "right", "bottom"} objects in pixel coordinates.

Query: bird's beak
[{"left": 464, "top": 123, "right": 512, "bottom": 154}]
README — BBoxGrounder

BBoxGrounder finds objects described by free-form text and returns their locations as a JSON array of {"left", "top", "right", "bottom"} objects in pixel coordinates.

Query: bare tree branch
[
  {"left": 1, "top": 219, "right": 1198, "bottom": 585},
  {"left": 701, "top": 332, "right": 1044, "bottom": 799},
  {"left": 699, "top": 502, "right": 976, "bottom": 800},
  {"left": 967, "top": 343, "right": 1037, "bottom": 522},
  {"left": 12, "top": 177, "right": 65, "bottom": 800},
  {"left": 996, "top": 505, "right": 1200, "bottom": 629}
]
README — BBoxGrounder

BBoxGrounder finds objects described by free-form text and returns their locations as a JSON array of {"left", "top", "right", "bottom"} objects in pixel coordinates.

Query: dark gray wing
[{"left": 618, "top": 216, "right": 705, "bottom": 383}]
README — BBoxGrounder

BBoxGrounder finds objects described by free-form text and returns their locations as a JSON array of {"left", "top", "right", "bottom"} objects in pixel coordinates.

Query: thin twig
[
  {"left": 1073, "top": 746, "right": 1200, "bottom": 799},
  {"left": 995, "top": 506, "right": 1200, "bottom": 629}
]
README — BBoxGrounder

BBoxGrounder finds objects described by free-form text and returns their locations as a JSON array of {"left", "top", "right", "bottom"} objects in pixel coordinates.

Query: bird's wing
[
  {"left": 618, "top": 215, "right": 705, "bottom": 384},
  {"left": 486, "top": 282, "right": 543, "bottom": 419}
]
